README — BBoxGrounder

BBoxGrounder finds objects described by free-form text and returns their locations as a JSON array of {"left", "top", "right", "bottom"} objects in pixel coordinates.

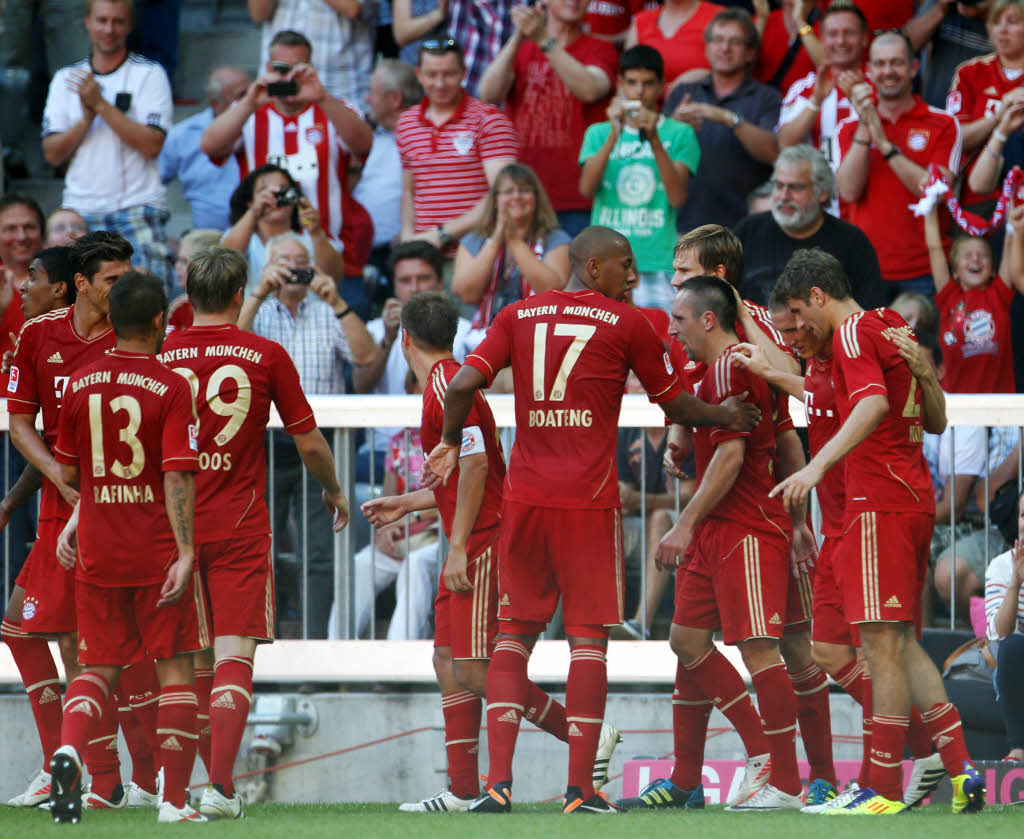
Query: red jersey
[
  {"left": 836, "top": 98, "right": 961, "bottom": 280},
  {"left": 634, "top": 3, "right": 724, "bottom": 87},
  {"left": 803, "top": 353, "right": 845, "bottom": 535},
  {"left": 421, "top": 358, "right": 505, "bottom": 557},
  {"left": 857, "top": 0, "right": 915, "bottom": 33},
  {"left": 936, "top": 278, "right": 1016, "bottom": 394},
  {"left": 464, "top": 288, "right": 683, "bottom": 509},
  {"left": 779, "top": 70, "right": 856, "bottom": 171},
  {"left": 830, "top": 308, "right": 934, "bottom": 515},
  {"left": 166, "top": 297, "right": 194, "bottom": 334},
  {"left": 755, "top": 12, "right": 818, "bottom": 95},
  {"left": 692, "top": 346, "right": 791, "bottom": 537},
  {"left": 52, "top": 350, "right": 199, "bottom": 587},
  {"left": 583, "top": 0, "right": 654, "bottom": 38},
  {"left": 7, "top": 307, "right": 116, "bottom": 520},
  {"left": 509, "top": 36, "right": 618, "bottom": 212},
  {"left": 159, "top": 324, "right": 317, "bottom": 541}
]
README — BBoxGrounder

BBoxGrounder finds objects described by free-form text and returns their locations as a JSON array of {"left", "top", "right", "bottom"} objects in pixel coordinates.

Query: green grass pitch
[{"left": 1, "top": 802, "right": 1021, "bottom": 838}]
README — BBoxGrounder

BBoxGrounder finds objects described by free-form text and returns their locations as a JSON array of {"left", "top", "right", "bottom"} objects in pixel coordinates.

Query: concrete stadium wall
[{"left": 0, "top": 691, "right": 861, "bottom": 804}]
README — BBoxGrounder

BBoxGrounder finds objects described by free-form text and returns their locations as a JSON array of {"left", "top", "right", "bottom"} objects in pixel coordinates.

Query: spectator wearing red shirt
[
  {"left": 835, "top": 30, "right": 962, "bottom": 300},
  {"left": 584, "top": 0, "right": 659, "bottom": 44},
  {"left": 924, "top": 200, "right": 1024, "bottom": 394},
  {"left": 397, "top": 39, "right": 518, "bottom": 255},
  {"left": 946, "top": 0, "right": 1024, "bottom": 208},
  {"left": 479, "top": 0, "right": 618, "bottom": 238},
  {"left": 753, "top": 0, "right": 823, "bottom": 94},
  {"left": 627, "top": 0, "right": 725, "bottom": 89}
]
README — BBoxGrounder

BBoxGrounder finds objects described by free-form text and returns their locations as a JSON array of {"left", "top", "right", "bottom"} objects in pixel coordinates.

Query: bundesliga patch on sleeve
[
  {"left": 663, "top": 352, "right": 674, "bottom": 374},
  {"left": 460, "top": 425, "right": 486, "bottom": 457},
  {"left": 188, "top": 424, "right": 199, "bottom": 451},
  {"left": 7, "top": 366, "right": 19, "bottom": 392}
]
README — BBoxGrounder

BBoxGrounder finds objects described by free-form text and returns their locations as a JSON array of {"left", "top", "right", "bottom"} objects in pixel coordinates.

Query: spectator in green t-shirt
[{"left": 578, "top": 45, "right": 701, "bottom": 313}]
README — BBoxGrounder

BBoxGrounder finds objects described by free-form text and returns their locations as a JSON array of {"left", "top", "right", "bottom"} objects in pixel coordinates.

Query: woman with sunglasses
[{"left": 451, "top": 163, "right": 570, "bottom": 329}]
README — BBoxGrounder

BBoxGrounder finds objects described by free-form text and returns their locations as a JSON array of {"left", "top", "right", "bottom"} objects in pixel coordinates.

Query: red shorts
[
  {"left": 786, "top": 570, "right": 813, "bottom": 629},
  {"left": 497, "top": 500, "right": 624, "bottom": 632},
  {"left": 76, "top": 575, "right": 211, "bottom": 666},
  {"left": 21, "top": 517, "right": 75, "bottom": 635},
  {"left": 14, "top": 549, "right": 31, "bottom": 588},
  {"left": 673, "top": 524, "right": 790, "bottom": 645},
  {"left": 434, "top": 537, "right": 499, "bottom": 659},
  {"left": 836, "top": 510, "right": 933, "bottom": 630},
  {"left": 811, "top": 536, "right": 858, "bottom": 647},
  {"left": 198, "top": 533, "right": 274, "bottom": 642}
]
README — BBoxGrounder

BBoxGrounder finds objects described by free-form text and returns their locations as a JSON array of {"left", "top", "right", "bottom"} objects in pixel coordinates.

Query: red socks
[
  {"left": 858, "top": 672, "right": 873, "bottom": 788},
  {"left": 683, "top": 647, "right": 770, "bottom": 758},
  {"left": 484, "top": 638, "right": 530, "bottom": 787},
  {"left": 870, "top": 714, "right": 908, "bottom": 801},
  {"left": 751, "top": 662, "right": 801, "bottom": 796},
  {"left": 788, "top": 662, "right": 836, "bottom": 787},
  {"left": 157, "top": 685, "right": 199, "bottom": 809},
  {"left": 921, "top": 702, "right": 972, "bottom": 776},
  {"left": 669, "top": 662, "right": 713, "bottom": 791},
  {"left": 209, "top": 657, "right": 253, "bottom": 796},
  {"left": 118, "top": 658, "right": 161, "bottom": 793},
  {"left": 84, "top": 690, "right": 122, "bottom": 800},
  {"left": 441, "top": 690, "right": 482, "bottom": 798},
  {"left": 1, "top": 619, "right": 62, "bottom": 768},
  {"left": 61, "top": 672, "right": 110, "bottom": 760},
  {"left": 566, "top": 644, "right": 608, "bottom": 800},
  {"left": 524, "top": 682, "right": 568, "bottom": 741},
  {"left": 831, "top": 659, "right": 864, "bottom": 705},
  {"left": 116, "top": 692, "right": 156, "bottom": 794},
  {"left": 194, "top": 666, "right": 214, "bottom": 774},
  {"left": 907, "top": 707, "right": 935, "bottom": 760}
]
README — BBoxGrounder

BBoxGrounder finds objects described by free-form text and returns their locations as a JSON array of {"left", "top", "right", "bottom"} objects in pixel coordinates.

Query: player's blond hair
[{"left": 674, "top": 225, "right": 745, "bottom": 288}]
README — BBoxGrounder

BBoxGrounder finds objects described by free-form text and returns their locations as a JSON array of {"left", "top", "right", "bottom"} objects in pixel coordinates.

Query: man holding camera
[
  {"left": 201, "top": 29, "right": 373, "bottom": 282},
  {"left": 41, "top": 0, "right": 175, "bottom": 291}
]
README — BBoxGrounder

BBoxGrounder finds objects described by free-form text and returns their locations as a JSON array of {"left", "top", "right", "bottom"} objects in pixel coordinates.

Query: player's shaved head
[
  {"left": 569, "top": 226, "right": 631, "bottom": 277},
  {"left": 109, "top": 270, "right": 167, "bottom": 340},
  {"left": 402, "top": 290, "right": 459, "bottom": 352},
  {"left": 187, "top": 247, "right": 248, "bottom": 313},
  {"left": 678, "top": 275, "right": 738, "bottom": 332}
]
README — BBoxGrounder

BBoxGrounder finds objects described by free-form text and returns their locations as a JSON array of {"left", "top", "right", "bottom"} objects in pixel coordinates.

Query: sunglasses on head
[{"left": 421, "top": 38, "right": 459, "bottom": 53}]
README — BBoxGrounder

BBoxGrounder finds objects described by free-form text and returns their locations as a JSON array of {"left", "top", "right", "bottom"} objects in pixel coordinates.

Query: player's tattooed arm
[
  {"left": 0, "top": 463, "right": 44, "bottom": 531},
  {"left": 160, "top": 471, "right": 195, "bottom": 606}
]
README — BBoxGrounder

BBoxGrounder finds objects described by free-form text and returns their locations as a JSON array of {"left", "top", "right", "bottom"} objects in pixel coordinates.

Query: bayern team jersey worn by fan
[
  {"left": 160, "top": 324, "right": 317, "bottom": 541},
  {"left": 464, "top": 288, "right": 682, "bottom": 509},
  {"left": 804, "top": 354, "right": 845, "bottom": 535},
  {"left": 53, "top": 351, "right": 199, "bottom": 587},
  {"left": 6, "top": 307, "right": 117, "bottom": 520},
  {"left": 831, "top": 308, "right": 934, "bottom": 515},
  {"left": 421, "top": 358, "right": 505, "bottom": 557},
  {"left": 693, "top": 347, "right": 790, "bottom": 537}
]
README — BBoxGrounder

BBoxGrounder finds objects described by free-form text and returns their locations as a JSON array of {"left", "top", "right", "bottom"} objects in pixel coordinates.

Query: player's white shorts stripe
[
  {"left": 861, "top": 512, "right": 879, "bottom": 621},
  {"left": 744, "top": 536, "right": 766, "bottom": 637},
  {"left": 614, "top": 508, "right": 624, "bottom": 622}
]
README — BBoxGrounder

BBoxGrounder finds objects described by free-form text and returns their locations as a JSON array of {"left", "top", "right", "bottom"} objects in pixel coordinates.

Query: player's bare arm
[
  {"left": 770, "top": 394, "right": 888, "bottom": 513},
  {"left": 656, "top": 438, "right": 745, "bottom": 570},
  {"left": 424, "top": 365, "right": 488, "bottom": 488},
  {"left": 776, "top": 429, "right": 817, "bottom": 577},
  {"left": 56, "top": 501, "right": 80, "bottom": 572},
  {"left": 0, "top": 462, "right": 44, "bottom": 530},
  {"left": 892, "top": 332, "right": 947, "bottom": 434},
  {"left": 660, "top": 388, "right": 761, "bottom": 433},
  {"left": 160, "top": 471, "right": 195, "bottom": 607},
  {"left": 731, "top": 342, "right": 805, "bottom": 399},
  {"left": 9, "top": 413, "right": 80, "bottom": 508},
  {"left": 663, "top": 423, "right": 694, "bottom": 480},
  {"left": 292, "top": 428, "right": 350, "bottom": 532},
  {"left": 362, "top": 488, "right": 437, "bottom": 528},
  {"left": 734, "top": 299, "right": 800, "bottom": 376},
  {"left": 446, "top": 453, "right": 489, "bottom": 593}
]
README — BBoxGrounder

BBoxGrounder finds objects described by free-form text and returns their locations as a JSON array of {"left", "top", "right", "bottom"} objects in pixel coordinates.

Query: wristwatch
[
  {"left": 730, "top": 112, "right": 743, "bottom": 130},
  {"left": 437, "top": 225, "right": 454, "bottom": 248},
  {"left": 540, "top": 36, "right": 558, "bottom": 52},
  {"left": 883, "top": 145, "right": 902, "bottom": 160},
  {"left": 798, "top": 22, "right": 813, "bottom": 37}
]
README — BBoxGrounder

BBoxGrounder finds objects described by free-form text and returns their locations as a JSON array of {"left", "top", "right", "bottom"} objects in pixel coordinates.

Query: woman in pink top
[{"left": 626, "top": 0, "right": 725, "bottom": 88}]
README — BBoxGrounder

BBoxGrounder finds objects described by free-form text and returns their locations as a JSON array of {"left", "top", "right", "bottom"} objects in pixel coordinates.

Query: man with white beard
[{"left": 734, "top": 144, "right": 884, "bottom": 308}]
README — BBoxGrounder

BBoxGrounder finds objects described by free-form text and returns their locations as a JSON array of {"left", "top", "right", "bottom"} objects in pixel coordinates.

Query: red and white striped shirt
[
  {"left": 396, "top": 94, "right": 517, "bottom": 233},
  {"left": 235, "top": 102, "right": 359, "bottom": 240},
  {"left": 778, "top": 70, "right": 856, "bottom": 170}
]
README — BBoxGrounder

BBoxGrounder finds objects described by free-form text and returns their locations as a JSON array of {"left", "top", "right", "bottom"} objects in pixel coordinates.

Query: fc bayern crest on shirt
[
  {"left": 305, "top": 125, "right": 325, "bottom": 145},
  {"left": 453, "top": 132, "right": 475, "bottom": 155},
  {"left": 907, "top": 129, "right": 929, "bottom": 152}
]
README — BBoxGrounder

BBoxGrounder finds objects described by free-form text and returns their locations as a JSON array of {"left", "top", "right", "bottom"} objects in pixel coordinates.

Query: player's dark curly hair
[
  {"left": 678, "top": 275, "right": 738, "bottom": 330},
  {"left": 32, "top": 246, "right": 77, "bottom": 305},
  {"left": 771, "top": 247, "right": 852, "bottom": 307},
  {"left": 229, "top": 164, "right": 302, "bottom": 231},
  {"left": 402, "top": 291, "right": 459, "bottom": 352},
  {"left": 69, "top": 230, "right": 134, "bottom": 282},
  {"left": 108, "top": 270, "right": 167, "bottom": 340}
]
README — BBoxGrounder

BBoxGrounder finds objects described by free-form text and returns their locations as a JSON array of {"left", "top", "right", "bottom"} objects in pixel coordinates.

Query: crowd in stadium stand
[{"left": 2, "top": 0, "right": 1024, "bottom": 645}]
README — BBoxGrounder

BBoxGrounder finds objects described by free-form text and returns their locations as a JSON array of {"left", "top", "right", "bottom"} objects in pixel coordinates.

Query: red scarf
[{"left": 924, "top": 163, "right": 1023, "bottom": 236}]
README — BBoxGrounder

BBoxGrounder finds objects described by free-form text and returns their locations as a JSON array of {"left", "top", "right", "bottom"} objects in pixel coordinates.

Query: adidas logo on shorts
[
  {"left": 498, "top": 709, "right": 519, "bottom": 724},
  {"left": 161, "top": 736, "right": 183, "bottom": 751},
  {"left": 38, "top": 687, "right": 59, "bottom": 704},
  {"left": 568, "top": 723, "right": 582, "bottom": 737},
  {"left": 768, "top": 613, "right": 782, "bottom": 625},
  {"left": 46, "top": 352, "right": 64, "bottom": 364},
  {"left": 499, "top": 594, "right": 510, "bottom": 607},
  {"left": 884, "top": 595, "right": 902, "bottom": 608},
  {"left": 211, "top": 692, "right": 236, "bottom": 710},
  {"left": 79, "top": 638, "right": 87, "bottom": 651}
]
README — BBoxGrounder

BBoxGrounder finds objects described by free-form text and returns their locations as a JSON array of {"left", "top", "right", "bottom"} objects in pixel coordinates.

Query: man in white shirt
[{"left": 41, "top": 0, "right": 174, "bottom": 290}]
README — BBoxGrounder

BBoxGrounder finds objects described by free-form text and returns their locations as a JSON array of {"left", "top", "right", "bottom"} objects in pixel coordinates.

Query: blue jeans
[
  {"left": 995, "top": 633, "right": 1024, "bottom": 752},
  {"left": 885, "top": 273, "right": 935, "bottom": 303},
  {"left": 557, "top": 210, "right": 592, "bottom": 240}
]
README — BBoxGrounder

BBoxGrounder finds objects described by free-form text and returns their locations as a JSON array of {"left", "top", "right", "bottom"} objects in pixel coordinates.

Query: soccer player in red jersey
[
  {"left": 48, "top": 271, "right": 207, "bottom": 824},
  {"left": 159, "top": 247, "right": 349, "bottom": 819},
  {"left": 643, "top": 276, "right": 802, "bottom": 812},
  {"left": 423, "top": 227, "right": 759, "bottom": 814},
  {"left": 771, "top": 248, "right": 987, "bottom": 814},
  {"left": 3, "top": 232, "right": 162, "bottom": 808},
  {"left": 363, "top": 291, "right": 608, "bottom": 812}
]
